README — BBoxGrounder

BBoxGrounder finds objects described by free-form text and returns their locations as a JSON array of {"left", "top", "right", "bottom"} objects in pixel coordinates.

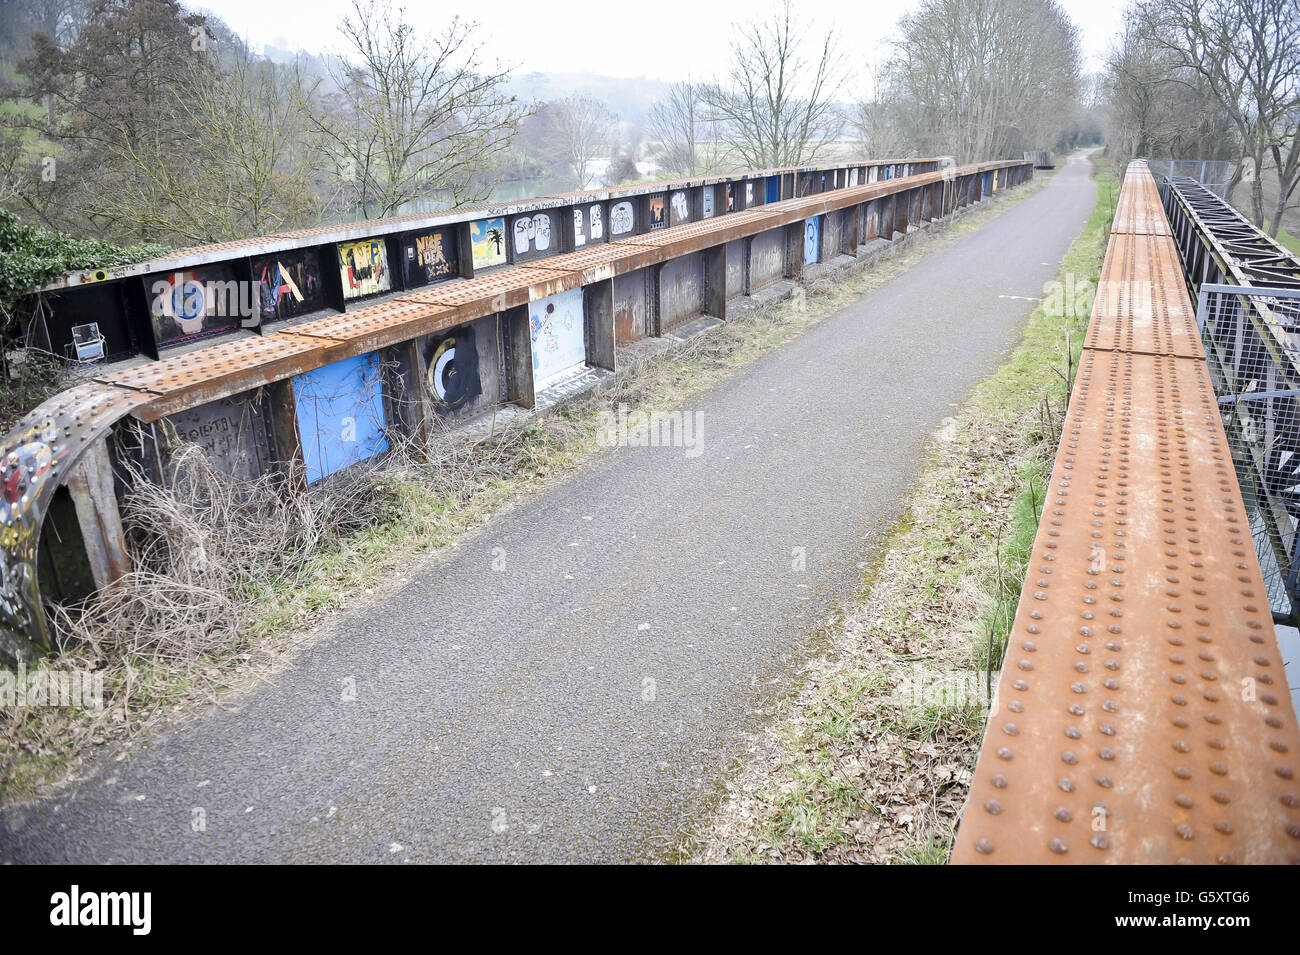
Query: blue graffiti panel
[
  {"left": 803, "top": 216, "right": 821, "bottom": 266},
  {"left": 292, "top": 353, "right": 389, "bottom": 484},
  {"left": 529, "top": 287, "right": 586, "bottom": 387},
  {"left": 766, "top": 176, "right": 780, "bottom": 204}
]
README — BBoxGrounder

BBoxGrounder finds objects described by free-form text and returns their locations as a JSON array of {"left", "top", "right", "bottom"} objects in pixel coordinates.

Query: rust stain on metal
[
  {"left": 954, "top": 162, "right": 1300, "bottom": 865},
  {"left": 614, "top": 306, "right": 637, "bottom": 344}
]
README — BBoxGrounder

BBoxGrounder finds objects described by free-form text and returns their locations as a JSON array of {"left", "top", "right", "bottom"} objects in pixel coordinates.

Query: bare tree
[
  {"left": 703, "top": 0, "right": 846, "bottom": 169},
  {"left": 174, "top": 53, "right": 324, "bottom": 239},
  {"left": 647, "top": 81, "right": 715, "bottom": 177},
  {"left": 851, "top": 62, "right": 910, "bottom": 159},
  {"left": 0, "top": 0, "right": 84, "bottom": 71},
  {"left": 1137, "top": 0, "right": 1300, "bottom": 236},
  {"left": 552, "top": 95, "right": 617, "bottom": 190},
  {"left": 883, "top": 0, "right": 1082, "bottom": 163},
  {"left": 308, "top": 0, "right": 527, "bottom": 217},
  {"left": 1102, "top": 11, "right": 1237, "bottom": 177},
  {"left": 7, "top": 1, "right": 338, "bottom": 244},
  {"left": 14, "top": 0, "right": 222, "bottom": 242}
]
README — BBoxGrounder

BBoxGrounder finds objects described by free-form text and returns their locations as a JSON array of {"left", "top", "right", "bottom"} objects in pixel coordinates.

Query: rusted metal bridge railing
[{"left": 953, "top": 160, "right": 1300, "bottom": 865}]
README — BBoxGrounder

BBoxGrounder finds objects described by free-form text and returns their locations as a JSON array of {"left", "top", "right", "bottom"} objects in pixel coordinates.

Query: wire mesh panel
[
  {"left": 1198, "top": 283, "right": 1300, "bottom": 616},
  {"left": 1147, "top": 158, "right": 1234, "bottom": 198}
]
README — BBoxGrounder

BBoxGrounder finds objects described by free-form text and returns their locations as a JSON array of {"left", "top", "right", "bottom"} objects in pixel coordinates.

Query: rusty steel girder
[
  {"left": 953, "top": 162, "right": 1300, "bottom": 864},
  {"left": 1112, "top": 168, "right": 1172, "bottom": 237},
  {"left": 1084, "top": 232, "right": 1205, "bottom": 360}
]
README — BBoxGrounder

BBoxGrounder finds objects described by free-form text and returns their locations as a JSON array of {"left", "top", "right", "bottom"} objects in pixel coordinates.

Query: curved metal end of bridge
[
  {"left": 953, "top": 161, "right": 1300, "bottom": 864},
  {"left": 0, "top": 382, "right": 153, "bottom": 661}
]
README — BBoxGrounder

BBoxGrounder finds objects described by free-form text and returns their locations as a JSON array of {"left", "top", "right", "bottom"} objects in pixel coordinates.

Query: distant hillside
[
  {"left": 505, "top": 72, "right": 671, "bottom": 124},
  {"left": 257, "top": 45, "right": 670, "bottom": 125}
]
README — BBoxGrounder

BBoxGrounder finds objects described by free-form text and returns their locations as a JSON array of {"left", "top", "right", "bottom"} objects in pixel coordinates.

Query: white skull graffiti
[{"left": 611, "top": 201, "right": 633, "bottom": 236}]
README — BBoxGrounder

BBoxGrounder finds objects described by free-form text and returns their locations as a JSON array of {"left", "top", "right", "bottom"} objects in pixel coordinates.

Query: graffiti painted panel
[
  {"left": 573, "top": 208, "right": 587, "bottom": 248},
  {"left": 669, "top": 191, "right": 689, "bottom": 226},
  {"left": 425, "top": 325, "right": 482, "bottom": 412},
  {"left": 610, "top": 201, "right": 635, "bottom": 236},
  {"left": 471, "top": 217, "right": 507, "bottom": 270},
  {"left": 745, "top": 182, "right": 754, "bottom": 207},
  {"left": 148, "top": 263, "right": 246, "bottom": 347},
  {"left": 529, "top": 288, "right": 586, "bottom": 388},
  {"left": 420, "top": 315, "right": 500, "bottom": 419},
  {"left": 648, "top": 196, "right": 667, "bottom": 230},
  {"left": 162, "top": 393, "right": 272, "bottom": 483},
  {"left": 803, "top": 216, "right": 820, "bottom": 266},
  {"left": 338, "top": 238, "right": 392, "bottom": 300},
  {"left": 572, "top": 203, "right": 605, "bottom": 249},
  {"left": 254, "top": 250, "right": 327, "bottom": 323},
  {"left": 511, "top": 211, "right": 556, "bottom": 260},
  {"left": 292, "top": 353, "right": 389, "bottom": 485},
  {"left": 766, "top": 176, "right": 780, "bottom": 203},
  {"left": 402, "top": 228, "right": 457, "bottom": 288},
  {"left": 702, "top": 187, "right": 715, "bottom": 219}
]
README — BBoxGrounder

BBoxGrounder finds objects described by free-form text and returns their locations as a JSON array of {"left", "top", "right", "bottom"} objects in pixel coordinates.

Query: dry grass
[
  {"left": 0, "top": 177, "right": 1052, "bottom": 806},
  {"left": 689, "top": 157, "right": 1113, "bottom": 864}
]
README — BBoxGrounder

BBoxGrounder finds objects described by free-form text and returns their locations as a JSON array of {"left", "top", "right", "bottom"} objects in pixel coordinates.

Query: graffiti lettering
[
  {"left": 513, "top": 213, "right": 553, "bottom": 256},
  {"left": 339, "top": 239, "right": 391, "bottom": 299}
]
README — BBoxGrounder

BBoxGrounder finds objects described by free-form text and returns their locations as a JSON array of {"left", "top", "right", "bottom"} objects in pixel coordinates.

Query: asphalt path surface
[{"left": 0, "top": 150, "right": 1098, "bottom": 862}]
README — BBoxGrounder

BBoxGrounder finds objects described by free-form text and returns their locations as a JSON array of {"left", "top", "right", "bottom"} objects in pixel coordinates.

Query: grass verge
[
  {"left": 690, "top": 155, "right": 1116, "bottom": 864},
  {"left": 0, "top": 172, "right": 1055, "bottom": 806}
]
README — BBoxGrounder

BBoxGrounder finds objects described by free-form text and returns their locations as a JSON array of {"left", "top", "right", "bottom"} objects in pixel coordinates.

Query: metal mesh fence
[
  {"left": 1197, "top": 283, "right": 1300, "bottom": 617},
  {"left": 1148, "top": 159, "right": 1234, "bottom": 198}
]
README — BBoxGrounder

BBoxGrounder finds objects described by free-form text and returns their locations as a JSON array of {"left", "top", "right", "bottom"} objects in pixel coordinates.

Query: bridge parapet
[
  {"left": 0, "top": 159, "right": 1033, "bottom": 661},
  {"left": 953, "top": 161, "right": 1300, "bottom": 864}
]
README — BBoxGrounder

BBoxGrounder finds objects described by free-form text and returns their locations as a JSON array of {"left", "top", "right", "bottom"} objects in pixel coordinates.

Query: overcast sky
[{"left": 196, "top": 0, "right": 1129, "bottom": 89}]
